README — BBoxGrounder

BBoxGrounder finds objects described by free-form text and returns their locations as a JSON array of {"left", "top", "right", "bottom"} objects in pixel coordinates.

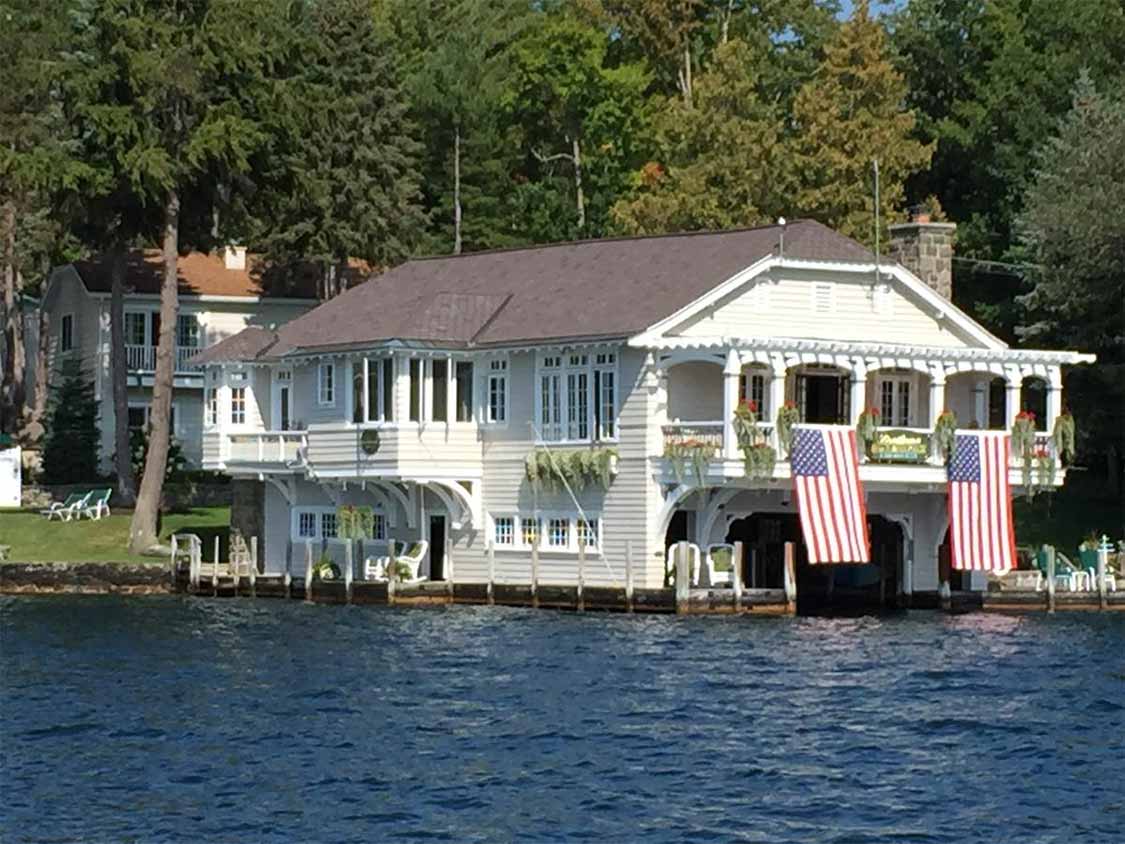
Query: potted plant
[
  {"left": 775, "top": 401, "right": 800, "bottom": 458},
  {"left": 664, "top": 438, "right": 718, "bottom": 486},
  {"left": 312, "top": 552, "right": 340, "bottom": 581},
  {"left": 933, "top": 409, "right": 957, "bottom": 463}
]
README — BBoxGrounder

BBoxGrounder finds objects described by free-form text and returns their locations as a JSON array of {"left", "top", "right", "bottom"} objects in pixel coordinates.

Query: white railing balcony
[
  {"left": 125, "top": 344, "right": 203, "bottom": 373},
  {"left": 225, "top": 431, "right": 308, "bottom": 465},
  {"left": 662, "top": 421, "right": 724, "bottom": 453}
]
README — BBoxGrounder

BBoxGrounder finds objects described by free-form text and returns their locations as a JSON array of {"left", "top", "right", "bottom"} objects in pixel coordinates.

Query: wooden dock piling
[
  {"left": 1046, "top": 544, "right": 1056, "bottom": 613},
  {"left": 249, "top": 537, "right": 258, "bottom": 599},
  {"left": 732, "top": 541, "right": 744, "bottom": 612},
  {"left": 674, "top": 541, "right": 690, "bottom": 614},
  {"left": 1098, "top": 538, "right": 1109, "bottom": 611},
  {"left": 624, "top": 540, "right": 635, "bottom": 613},
  {"left": 344, "top": 540, "right": 354, "bottom": 604},
  {"left": 531, "top": 536, "right": 540, "bottom": 609},
  {"left": 577, "top": 541, "right": 586, "bottom": 612},
  {"left": 486, "top": 540, "right": 495, "bottom": 605},
  {"left": 304, "top": 540, "right": 314, "bottom": 602},
  {"left": 783, "top": 542, "right": 797, "bottom": 615}
]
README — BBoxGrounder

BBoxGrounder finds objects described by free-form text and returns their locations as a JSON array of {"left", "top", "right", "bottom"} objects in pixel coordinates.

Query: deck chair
[
  {"left": 1035, "top": 549, "right": 1080, "bottom": 592},
  {"left": 40, "top": 491, "right": 90, "bottom": 521},
  {"left": 1078, "top": 547, "right": 1117, "bottom": 593},
  {"left": 365, "top": 540, "right": 430, "bottom": 582},
  {"left": 665, "top": 543, "right": 702, "bottom": 586},
  {"left": 80, "top": 488, "right": 113, "bottom": 521},
  {"left": 704, "top": 544, "right": 736, "bottom": 588}
]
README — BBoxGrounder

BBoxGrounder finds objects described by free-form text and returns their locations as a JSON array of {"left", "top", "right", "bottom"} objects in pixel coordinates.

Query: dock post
[
  {"left": 169, "top": 536, "right": 178, "bottom": 587},
  {"left": 1046, "top": 544, "right": 1057, "bottom": 613},
  {"left": 732, "top": 541, "right": 744, "bottom": 613},
  {"left": 344, "top": 540, "right": 354, "bottom": 604},
  {"left": 446, "top": 536, "right": 454, "bottom": 600},
  {"left": 211, "top": 535, "right": 219, "bottom": 596},
  {"left": 388, "top": 542, "right": 397, "bottom": 606},
  {"left": 249, "top": 537, "right": 258, "bottom": 599},
  {"left": 903, "top": 540, "right": 914, "bottom": 609},
  {"left": 624, "top": 540, "right": 635, "bottom": 613},
  {"left": 783, "top": 541, "right": 797, "bottom": 615},
  {"left": 576, "top": 540, "right": 586, "bottom": 612},
  {"left": 305, "top": 540, "right": 314, "bottom": 602},
  {"left": 675, "top": 541, "right": 690, "bottom": 614},
  {"left": 939, "top": 545, "right": 952, "bottom": 612},
  {"left": 487, "top": 540, "right": 495, "bottom": 605},
  {"left": 531, "top": 535, "right": 540, "bottom": 609},
  {"left": 1097, "top": 536, "right": 1109, "bottom": 611},
  {"left": 284, "top": 539, "right": 292, "bottom": 599}
]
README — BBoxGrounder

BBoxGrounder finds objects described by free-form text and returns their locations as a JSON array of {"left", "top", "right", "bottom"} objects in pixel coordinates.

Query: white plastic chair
[
  {"left": 665, "top": 543, "right": 701, "bottom": 586},
  {"left": 704, "top": 543, "right": 736, "bottom": 588},
  {"left": 366, "top": 540, "right": 429, "bottom": 583}
]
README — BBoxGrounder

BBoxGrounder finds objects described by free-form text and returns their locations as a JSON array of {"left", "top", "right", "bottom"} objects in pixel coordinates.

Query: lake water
[{"left": 1, "top": 597, "right": 1123, "bottom": 843}]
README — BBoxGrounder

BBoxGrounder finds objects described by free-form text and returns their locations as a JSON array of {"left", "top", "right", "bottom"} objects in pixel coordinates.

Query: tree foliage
[{"left": 40, "top": 356, "right": 100, "bottom": 485}]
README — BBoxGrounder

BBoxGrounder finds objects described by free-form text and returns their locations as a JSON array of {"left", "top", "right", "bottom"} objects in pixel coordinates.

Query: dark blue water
[{"left": 2, "top": 597, "right": 1123, "bottom": 843}]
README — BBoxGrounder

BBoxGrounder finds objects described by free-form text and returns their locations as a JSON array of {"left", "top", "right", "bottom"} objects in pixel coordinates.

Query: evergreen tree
[
  {"left": 40, "top": 357, "right": 100, "bottom": 485},
  {"left": 612, "top": 39, "right": 788, "bottom": 235},
  {"left": 255, "top": 0, "right": 426, "bottom": 297},
  {"left": 790, "top": 0, "right": 931, "bottom": 243}
]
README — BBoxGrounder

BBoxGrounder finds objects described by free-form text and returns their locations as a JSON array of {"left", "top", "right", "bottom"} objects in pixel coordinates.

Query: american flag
[
  {"left": 791, "top": 427, "right": 870, "bottom": 564},
  {"left": 948, "top": 432, "right": 1017, "bottom": 571}
]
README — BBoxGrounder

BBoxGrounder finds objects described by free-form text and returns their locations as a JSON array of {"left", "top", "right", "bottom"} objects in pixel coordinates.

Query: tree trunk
[
  {"left": 453, "top": 125, "right": 462, "bottom": 255},
  {"left": 720, "top": 0, "right": 733, "bottom": 45},
  {"left": 572, "top": 135, "right": 585, "bottom": 231},
  {"left": 129, "top": 189, "right": 180, "bottom": 554},
  {"left": 110, "top": 248, "right": 135, "bottom": 502},
  {"left": 29, "top": 299, "right": 49, "bottom": 430},
  {"left": 1, "top": 201, "right": 25, "bottom": 431},
  {"left": 679, "top": 43, "right": 694, "bottom": 108}
]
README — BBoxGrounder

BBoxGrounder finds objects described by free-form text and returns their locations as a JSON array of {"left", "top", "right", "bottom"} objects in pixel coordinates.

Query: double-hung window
[
  {"left": 230, "top": 387, "right": 246, "bottom": 425},
  {"left": 486, "top": 359, "right": 508, "bottom": 424},
  {"left": 521, "top": 516, "right": 541, "bottom": 548},
  {"left": 363, "top": 358, "right": 395, "bottom": 423},
  {"left": 318, "top": 363, "right": 335, "bottom": 406},
  {"left": 739, "top": 369, "right": 768, "bottom": 415},
  {"left": 455, "top": 361, "right": 473, "bottom": 422},
  {"left": 320, "top": 512, "right": 338, "bottom": 540},
  {"left": 124, "top": 312, "right": 146, "bottom": 347},
  {"left": 878, "top": 374, "right": 913, "bottom": 427},
  {"left": 547, "top": 518, "right": 570, "bottom": 549},
  {"left": 176, "top": 314, "right": 200, "bottom": 348},
  {"left": 431, "top": 359, "right": 449, "bottom": 422},
  {"left": 491, "top": 513, "right": 601, "bottom": 553},
  {"left": 297, "top": 512, "right": 317, "bottom": 540},
  {"left": 537, "top": 350, "right": 617, "bottom": 443},
  {"left": 493, "top": 516, "right": 514, "bottom": 547},
  {"left": 205, "top": 387, "right": 218, "bottom": 427}
]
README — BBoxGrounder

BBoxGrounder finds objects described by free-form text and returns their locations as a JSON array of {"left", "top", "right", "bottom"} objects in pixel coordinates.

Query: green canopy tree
[
  {"left": 1015, "top": 75, "right": 1125, "bottom": 490},
  {"left": 254, "top": 0, "right": 426, "bottom": 297},
  {"left": 74, "top": 0, "right": 286, "bottom": 553},
  {"left": 39, "top": 356, "right": 100, "bottom": 485},
  {"left": 612, "top": 39, "right": 789, "bottom": 235},
  {"left": 790, "top": 0, "right": 932, "bottom": 244}
]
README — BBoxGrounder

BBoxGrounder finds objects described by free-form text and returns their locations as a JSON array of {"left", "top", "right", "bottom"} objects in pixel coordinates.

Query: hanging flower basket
[
  {"left": 664, "top": 438, "right": 717, "bottom": 486},
  {"left": 1052, "top": 410, "right": 1076, "bottom": 466},
  {"left": 733, "top": 400, "right": 775, "bottom": 479},
  {"left": 1011, "top": 411, "right": 1039, "bottom": 498},
  {"left": 775, "top": 401, "right": 800, "bottom": 458},
  {"left": 856, "top": 408, "right": 880, "bottom": 454},
  {"left": 933, "top": 410, "right": 957, "bottom": 463},
  {"left": 525, "top": 447, "right": 618, "bottom": 493}
]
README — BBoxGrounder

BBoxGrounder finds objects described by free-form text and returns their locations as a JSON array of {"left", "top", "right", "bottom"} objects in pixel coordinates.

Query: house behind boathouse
[{"left": 193, "top": 219, "right": 1093, "bottom": 597}]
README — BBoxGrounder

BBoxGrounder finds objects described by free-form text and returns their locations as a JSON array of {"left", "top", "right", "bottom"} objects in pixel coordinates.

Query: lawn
[{"left": 0, "top": 507, "right": 230, "bottom": 564}]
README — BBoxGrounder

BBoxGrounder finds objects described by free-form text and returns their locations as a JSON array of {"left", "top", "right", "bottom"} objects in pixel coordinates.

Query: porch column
[
  {"left": 849, "top": 365, "right": 867, "bottom": 426},
  {"left": 445, "top": 354, "right": 455, "bottom": 427},
  {"left": 723, "top": 349, "right": 740, "bottom": 460},
  {"left": 928, "top": 377, "right": 946, "bottom": 429},
  {"left": 972, "top": 378, "right": 987, "bottom": 429},
  {"left": 769, "top": 371, "right": 786, "bottom": 451},
  {"left": 1045, "top": 366, "right": 1063, "bottom": 432},
  {"left": 1005, "top": 379, "right": 1021, "bottom": 429}
]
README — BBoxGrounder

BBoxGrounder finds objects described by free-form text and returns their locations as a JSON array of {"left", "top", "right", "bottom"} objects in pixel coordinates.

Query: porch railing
[
  {"left": 124, "top": 344, "right": 203, "bottom": 373},
  {"left": 226, "top": 431, "right": 307, "bottom": 464},
  {"left": 662, "top": 421, "right": 724, "bottom": 452}
]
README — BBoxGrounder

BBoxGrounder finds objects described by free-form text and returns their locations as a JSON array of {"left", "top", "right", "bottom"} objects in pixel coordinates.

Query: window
[
  {"left": 352, "top": 362, "right": 364, "bottom": 424},
  {"left": 231, "top": 387, "right": 246, "bottom": 425},
  {"left": 176, "top": 314, "right": 200, "bottom": 348},
  {"left": 486, "top": 359, "right": 508, "bottom": 424},
  {"left": 521, "top": 516, "right": 541, "bottom": 548},
  {"left": 206, "top": 388, "right": 218, "bottom": 427},
  {"left": 812, "top": 282, "right": 834, "bottom": 313},
  {"left": 127, "top": 406, "right": 147, "bottom": 433},
  {"left": 432, "top": 359, "right": 449, "bottom": 422},
  {"left": 455, "top": 361, "right": 473, "bottom": 422},
  {"left": 409, "top": 359, "right": 422, "bottom": 421},
  {"left": 547, "top": 518, "right": 570, "bottom": 549},
  {"left": 297, "top": 512, "right": 317, "bottom": 539},
  {"left": 493, "top": 516, "right": 514, "bottom": 547},
  {"left": 60, "top": 314, "right": 73, "bottom": 353},
  {"left": 382, "top": 359, "right": 395, "bottom": 422},
  {"left": 878, "top": 375, "right": 912, "bottom": 427},
  {"left": 739, "top": 370, "right": 768, "bottom": 416},
  {"left": 538, "top": 350, "right": 617, "bottom": 442},
  {"left": 360, "top": 358, "right": 395, "bottom": 424},
  {"left": 371, "top": 513, "right": 387, "bottom": 541},
  {"left": 318, "top": 363, "right": 335, "bottom": 406},
  {"left": 320, "top": 512, "right": 338, "bottom": 539},
  {"left": 577, "top": 518, "right": 599, "bottom": 550},
  {"left": 124, "top": 312, "right": 146, "bottom": 346}
]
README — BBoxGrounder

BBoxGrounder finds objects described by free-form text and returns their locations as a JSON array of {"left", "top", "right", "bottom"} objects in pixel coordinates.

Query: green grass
[
  {"left": 0, "top": 506, "right": 230, "bottom": 564},
  {"left": 1013, "top": 474, "right": 1124, "bottom": 553}
]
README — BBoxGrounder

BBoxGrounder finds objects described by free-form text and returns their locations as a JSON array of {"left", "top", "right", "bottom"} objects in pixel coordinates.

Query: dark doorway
[
  {"left": 279, "top": 385, "right": 291, "bottom": 430},
  {"left": 664, "top": 510, "right": 691, "bottom": 552},
  {"left": 428, "top": 515, "right": 446, "bottom": 581},
  {"left": 725, "top": 513, "right": 795, "bottom": 588},
  {"left": 798, "top": 372, "right": 848, "bottom": 424}
]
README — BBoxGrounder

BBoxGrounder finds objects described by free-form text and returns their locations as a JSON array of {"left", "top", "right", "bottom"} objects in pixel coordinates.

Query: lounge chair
[
  {"left": 665, "top": 542, "right": 701, "bottom": 586},
  {"left": 704, "top": 543, "right": 736, "bottom": 588},
  {"left": 364, "top": 540, "right": 429, "bottom": 583},
  {"left": 1035, "top": 549, "right": 1080, "bottom": 592},
  {"left": 40, "top": 491, "right": 90, "bottom": 521},
  {"left": 80, "top": 488, "right": 112, "bottom": 521},
  {"left": 1078, "top": 546, "right": 1118, "bottom": 593}
]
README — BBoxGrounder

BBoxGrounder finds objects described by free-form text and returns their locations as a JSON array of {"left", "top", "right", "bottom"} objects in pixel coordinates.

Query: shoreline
[{"left": 0, "top": 562, "right": 173, "bottom": 595}]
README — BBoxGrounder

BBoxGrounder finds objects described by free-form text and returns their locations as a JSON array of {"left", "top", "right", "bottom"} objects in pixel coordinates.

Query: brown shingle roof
[
  {"left": 71, "top": 250, "right": 351, "bottom": 300},
  {"left": 218, "top": 220, "right": 871, "bottom": 359},
  {"left": 190, "top": 326, "right": 279, "bottom": 366}
]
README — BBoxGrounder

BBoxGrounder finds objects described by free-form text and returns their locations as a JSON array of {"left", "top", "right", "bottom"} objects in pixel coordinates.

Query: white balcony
[
  {"left": 125, "top": 344, "right": 203, "bottom": 373},
  {"left": 225, "top": 431, "right": 308, "bottom": 465}
]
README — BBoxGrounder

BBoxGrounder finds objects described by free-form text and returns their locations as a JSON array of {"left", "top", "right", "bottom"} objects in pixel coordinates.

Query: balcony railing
[
  {"left": 662, "top": 421, "right": 724, "bottom": 452},
  {"left": 125, "top": 344, "right": 203, "bottom": 373},
  {"left": 225, "top": 431, "right": 307, "bottom": 464}
]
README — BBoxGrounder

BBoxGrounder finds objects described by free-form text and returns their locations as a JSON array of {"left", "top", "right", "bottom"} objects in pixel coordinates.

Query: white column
[
  {"left": 445, "top": 355, "right": 456, "bottom": 426},
  {"left": 928, "top": 378, "right": 945, "bottom": 429},
  {"left": 1045, "top": 366, "right": 1063, "bottom": 432},
  {"left": 972, "top": 379, "right": 987, "bottom": 429},
  {"left": 722, "top": 349, "right": 740, "bottom": 460},
  {"left": 1005, "top": 380, "right": 1021, "bottom": 429},
  {"left": 849, "top": 366, "right": 867, "bottom": 426},
  {"left": 769, "top": 371, "right": 786, "bottom": 451}
]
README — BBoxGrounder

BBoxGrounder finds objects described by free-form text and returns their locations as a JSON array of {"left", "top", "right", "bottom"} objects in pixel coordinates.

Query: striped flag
[
  {"left": 791, "top": 427, "right": 870, "bottom": 564},
  {"left": 947, "top": 432, "right": 1017, "bottom": 571}
]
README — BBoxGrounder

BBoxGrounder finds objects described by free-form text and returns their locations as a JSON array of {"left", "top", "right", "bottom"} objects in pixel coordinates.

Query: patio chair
[
  {"left": 665, "top": 543, "right": 701, "bottom": 587},
  {"left": 80, "top": 488, "right": 113, "bottom": 521},
  {"left": 1035, "top": 549, "right": 1080, "bottom": 592},
  {"left": 704, "top": 543, "right": 736, "bottom": 588},
  {"left": 40, "top": 491, "right": 90, "bottom": 521},
  {"left": 365, "top": 540, "right": 429, "bottom": 583},
  {"left": 1078, "top": 546, "right": 1118, "bottom": 593}
]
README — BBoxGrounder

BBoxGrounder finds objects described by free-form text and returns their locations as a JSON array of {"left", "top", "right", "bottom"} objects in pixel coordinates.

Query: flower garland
[
  {"left": 933, "top": 409, "right": 957, "bottom": 463},
  {"left": 775, "top": 401, "right": 800, "bottom": 457}
]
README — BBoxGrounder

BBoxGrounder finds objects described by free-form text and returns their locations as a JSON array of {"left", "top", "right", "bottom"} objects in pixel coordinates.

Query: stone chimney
[
  {"left": 223, "top": 245, "right": 247, "bottom": 271},
  {"left": 888, "top": 214, "right": 955, "bottom": 299}
]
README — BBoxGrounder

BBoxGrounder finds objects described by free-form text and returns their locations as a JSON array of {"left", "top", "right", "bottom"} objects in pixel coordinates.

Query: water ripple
[{"left": 1, "top": 596, "right": 1123, "bottom": 843}]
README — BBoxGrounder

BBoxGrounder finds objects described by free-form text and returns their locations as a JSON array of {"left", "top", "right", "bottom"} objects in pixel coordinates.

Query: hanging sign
[{"left": 870, "top": 429, "right": 930, "bottom": 464}]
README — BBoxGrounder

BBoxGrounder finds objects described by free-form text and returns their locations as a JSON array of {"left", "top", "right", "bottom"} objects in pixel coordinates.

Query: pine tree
[
  {"left": 255, "top": 0, "right": 426, "bottom": 297},
  {"left": 790, "top": 0, "right": 931, "bottom": 243},
  {"left": 612, "top": 39, "right": 788, "bottom": 235},
  {"left": 40, "top": 357, "right": 100, "bottom": 485}
]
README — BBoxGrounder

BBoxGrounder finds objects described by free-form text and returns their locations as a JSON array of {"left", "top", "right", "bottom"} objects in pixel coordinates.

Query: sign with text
[{"left": 870, "top": 429, "right": 930, "bottom": 464}]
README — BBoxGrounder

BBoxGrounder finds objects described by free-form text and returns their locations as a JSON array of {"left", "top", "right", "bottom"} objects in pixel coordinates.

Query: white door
[
  {"left": 0, "top": 447, "right": 21, "bottom": 508},
  {"left": 273, "top": 371, "right": 293, "bottom": 431}
]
